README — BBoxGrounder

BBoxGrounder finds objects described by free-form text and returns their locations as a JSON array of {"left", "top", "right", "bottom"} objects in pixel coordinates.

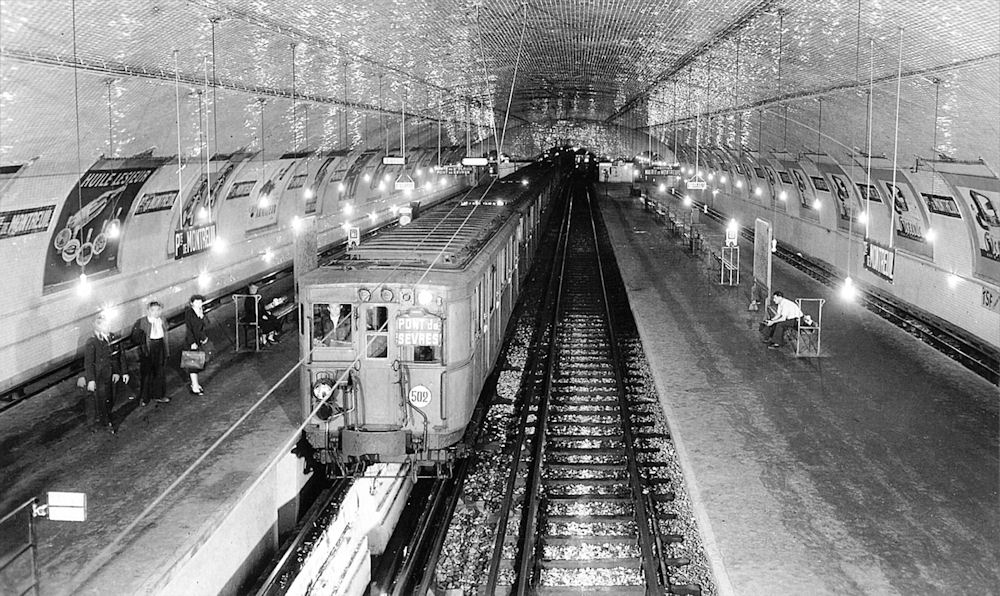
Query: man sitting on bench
[
  {"left": 246, "top": 283, "right": 283, "bottom": 346},
  {"left": 762, "top": 290, "right": 803, "bottom": 349}
]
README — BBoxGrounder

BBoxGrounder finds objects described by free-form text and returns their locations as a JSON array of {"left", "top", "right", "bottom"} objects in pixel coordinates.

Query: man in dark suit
[
  {"left": 131, "top": 301, "right": 170, "bottom": 405},
  {"left": 83, "top": 312, "right": 128, "bottom": 434}
]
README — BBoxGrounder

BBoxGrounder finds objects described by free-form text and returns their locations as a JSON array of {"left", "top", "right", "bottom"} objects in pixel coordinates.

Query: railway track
[
  {"left": 483, "top": 180, "right": 700, "bottom": 595},
  {"left": 673, "top": 191, "right": 999, "bottom": 384}
]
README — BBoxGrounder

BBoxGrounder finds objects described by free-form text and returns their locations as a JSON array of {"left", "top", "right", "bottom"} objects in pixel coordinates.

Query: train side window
[
  {"left": 365, "top": 306, "right": 389, "bottom": 358},
  {"left": 313, "top": 303, "right": 352, "bottom": 347}
]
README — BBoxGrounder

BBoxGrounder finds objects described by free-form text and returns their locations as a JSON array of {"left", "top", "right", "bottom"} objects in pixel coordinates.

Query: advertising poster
[
  {"left": 813, "top": 162, "right": 862, "bottom": 232},
  {"left": 879, "top": 177, "right": 932, "bottom": 259},
  {"left": 953, "top": 184, "right": 1000, "bottom": 283},
  {"left": 44, "top": 162, "right": 161, "bottom": 290},
  {"left": 247, "top": 174, "right": 280, "bottom": 233},
  {"left": 788, "top": 168, "right": 820, "bottom": 222}
]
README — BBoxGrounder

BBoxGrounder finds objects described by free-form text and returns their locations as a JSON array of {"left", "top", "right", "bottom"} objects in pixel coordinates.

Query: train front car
[{"left": 300, "top": 163, "right": 561, "bottom": 475}]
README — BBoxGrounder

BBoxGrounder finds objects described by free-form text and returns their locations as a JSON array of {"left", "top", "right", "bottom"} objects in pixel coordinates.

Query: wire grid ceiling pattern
[{"left": 1, "top": 0, "right": 998, "bottom": 160}]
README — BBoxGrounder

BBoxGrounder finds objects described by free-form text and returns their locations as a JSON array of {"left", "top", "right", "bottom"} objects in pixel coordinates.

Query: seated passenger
[
  {"left": 246, "top": 283, "right": 282, "bottom": 345},
  {"left": 762, "top": 290, "right": 803, "bottom": 349}
]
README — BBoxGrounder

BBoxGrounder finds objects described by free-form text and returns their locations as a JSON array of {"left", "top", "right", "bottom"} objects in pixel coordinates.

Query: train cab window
[
  {"left": 312, "top": 303, "right": 353, "bottom": 347},
  {"left": 365, "top": 306, "right": 389, "bottom": 358},
  {"left": 407, "top": 345, "right": 438, "bottom": 362}
]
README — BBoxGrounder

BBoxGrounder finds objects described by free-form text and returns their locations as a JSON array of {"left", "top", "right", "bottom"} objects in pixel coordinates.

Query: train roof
[{"left": 333, "top": 162, "right": 552, "bottom": 271}]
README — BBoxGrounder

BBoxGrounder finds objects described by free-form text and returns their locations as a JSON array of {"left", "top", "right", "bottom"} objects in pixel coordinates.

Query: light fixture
[
  {"left": 291, "top": 216, "right": 302, "bottom": 232},
  {"left": 857, "top": 210, "right": 868, "bottom": 224},
  {"left": 947, "top": 273, "right": 960, "bottom": 289},
  {"left": 343, "top": 204, "right": 353, "bottom": 215},
  {"left": 720, "top": 175, "right": 727, "bottom": 184},
  {"left": 736, "top": 180, "right": 744, "bottom": 189},
  {"left": 263, "top": 248, "right": 274, "bottom": 263},
  {"left": 337, "top": 182, "right": 346, "bottom": 193},
  {"left": 341, "top": 222, "right": 351, "bottom": 233},
  {"left": 813, "top": 199, "right": 822, "bottom": 210},
  {"left": 212, "top": 237, "right": 227, "bottom": 254},
  {"left": 77, "top": 273, "right": 91, "bottom": 298},
  {"left": 841, "top": 277, "right": 857, "bottom": 301},
  {"left": 106, "top": 221, "right": 121, "bottom": 239},
  {"left": 658, "top": 183, "right": 665, "bottom": 193},
  {"left": 683, "top": 195, "right": 692, "bottom": 206},
  {"left": 779, "top": 191, "right": 787, "bottom": 201},
  {"left": 754, "top": 187, "right": 762, "bottom": 196},
  {"left": 197, "top": 206, "right": 209, "bottom": 221},
  {"left": 369, "top": 212, "right": 377, "bottom": 222},
  {"left": 304, "top": 187, "right": 315, "bottom": 199},
  {"left": 197, "top": 271, "right": 211, "bottom": 289},
  {"left": 924, "top": 228, "right": 936, "bottom": 243},
  {"left": 418, "top": 289, "right": 434, "bottom": 306},
  {"left": 258, "top": 194, "right": 270, "bottom": 209},
  {"left": 521, "top": 178, "right": 529, "bottom": 186},
  {"left": 363, "top": 173, "right": 371, "bottom": 182}
]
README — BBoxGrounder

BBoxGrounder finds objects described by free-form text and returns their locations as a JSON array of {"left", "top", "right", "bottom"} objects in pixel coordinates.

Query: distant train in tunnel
[{"left": 0, "top": 145, "right": 475, "bottom": 397}]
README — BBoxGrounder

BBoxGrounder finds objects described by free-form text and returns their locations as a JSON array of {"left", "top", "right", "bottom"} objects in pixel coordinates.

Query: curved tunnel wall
[{"left": 671, "top": 143, "right": 1000, "bottom": 349}]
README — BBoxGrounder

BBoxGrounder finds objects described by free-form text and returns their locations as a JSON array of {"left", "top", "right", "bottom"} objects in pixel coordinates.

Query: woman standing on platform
[
  {"left": 184, "top": 294, "right": 210, "bottom": 395},
  {"left": 83, "top": 312, "right": 128, "bottom": 434}
]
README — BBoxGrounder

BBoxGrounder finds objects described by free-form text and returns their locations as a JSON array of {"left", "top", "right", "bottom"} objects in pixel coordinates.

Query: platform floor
[
  {"left": 0, "top": 291, "right": 302, "bottom": 595},
  {"left": 596, "top": 184, "right": 999, "bottom": 596}
]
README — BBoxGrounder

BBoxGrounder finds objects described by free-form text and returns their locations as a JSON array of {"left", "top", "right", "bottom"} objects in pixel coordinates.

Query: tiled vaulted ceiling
[{"left": 1, "top": 0, "right": 998, "bottom": 161}]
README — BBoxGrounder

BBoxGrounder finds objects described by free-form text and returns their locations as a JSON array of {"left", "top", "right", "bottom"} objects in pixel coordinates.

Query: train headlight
[
  {"left": 418, "top": 289, "right": 434, "bottom": 306},
  {"left": 312, "top": 379, "right": 336, "bottom": 421},
  {"left": 380, "top": 288, "right": 394, "bottom": 302},
  {"left": 358, "top": 288, "right": 372, "bottom": 302}
]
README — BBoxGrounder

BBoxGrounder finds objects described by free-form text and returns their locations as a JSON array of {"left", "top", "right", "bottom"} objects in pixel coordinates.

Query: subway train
[
  {"left": 661, "top": 145, "right": 1000, "bottom": 347},
  {"left": 298, "top": 160, "right": 566, "bottom": 474},
  {"left": 0, "top": 145, "right": 473, "bottom": 399}
]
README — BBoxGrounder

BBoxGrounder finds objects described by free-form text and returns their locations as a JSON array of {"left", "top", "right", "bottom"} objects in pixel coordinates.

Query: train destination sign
[
  {"left": 396, "top": 315, "right": 442, "bottom": 346},
  {"left": 686, "top": 179, "right": 707, "bottom": 190}
]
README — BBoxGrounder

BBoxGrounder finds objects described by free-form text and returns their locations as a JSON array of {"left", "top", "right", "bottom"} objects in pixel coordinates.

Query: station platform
[
  {"left": 595, "top": 183, "right": 999, "bottom": 595},
  {"left": 0, "top": 293, "right": 307, "bottom": 595}
]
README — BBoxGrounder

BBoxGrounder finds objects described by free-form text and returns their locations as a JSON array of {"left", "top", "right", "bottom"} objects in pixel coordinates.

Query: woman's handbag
[{"left": 180, "top": 349, "right": 206, "bottom": 371}]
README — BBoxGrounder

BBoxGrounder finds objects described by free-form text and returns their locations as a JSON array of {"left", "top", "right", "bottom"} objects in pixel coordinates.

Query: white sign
[
  {"left": 408, "top": 385, "right": 432, "bottom": 408},
  {"left": 394, "top": 179, "right": 415, "bottom": 191},
  {"left": 47, "top": 491, "right": 87, "bottom": 522},
  {"left": 461, "top": 157, "right": 489, "bottom": 167},
  {"left": 686, "top": 179, "right": 707, "bottom": 190},
  {"left": 348, "top": 226, "right": 360, "bottom": 247},
  {"left": 982, "top": 286, "right": 1000, "bottom": 313},
  {"left": 382, "top": 156, "right": 406, "bottom": 166}
]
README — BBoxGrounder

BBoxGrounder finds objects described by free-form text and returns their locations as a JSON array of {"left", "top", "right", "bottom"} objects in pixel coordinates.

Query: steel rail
[
  {"left": 583, "top": 184, "right": 664, "bottom": 594},
  {"left": 509, "top": 179, "right": 576, "bottom": 595},
  {"left": 484, "top": 180, "right": 574, "bottom": 591}
]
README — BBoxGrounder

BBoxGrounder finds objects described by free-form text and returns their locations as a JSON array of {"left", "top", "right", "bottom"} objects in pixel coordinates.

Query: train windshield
[
  {"left": 365, "top": 306, "right": 389, "bottom": 359},
  {"left": 312, "top": 303, "right": 352, "bottom": 347}
]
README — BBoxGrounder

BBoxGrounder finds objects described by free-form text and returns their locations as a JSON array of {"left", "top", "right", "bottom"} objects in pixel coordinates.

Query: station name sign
[
  {"left": 863, "top": 240, "right": 895, "bottom": 282},
  {"left": 686, "top": 179, "right": 707, "bottom": 190},
  {"left": 432, "top": 165, "right": 474, "bottom": 176},
  {"left": 0, "top": 205, "right": 55, "bottom": 239},
  {"left": 644, "top": 167, "right": 681, "bottom": 177},
  {"left": 382, "top": 156, "right": 406, "bottom": 166},
  {"left": 174, "top": 223, "right": 217, "bottom": 259},
  {"left": 396, "top": 315, "right": 442, "bottom": 346}
]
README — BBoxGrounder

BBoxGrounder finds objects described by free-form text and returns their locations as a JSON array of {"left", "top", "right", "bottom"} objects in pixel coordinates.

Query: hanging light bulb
[
  {"left": 720, "top": 175, "right": 727, "bottom": 184},
  {"left": 813, "top": 198, "right": 822, "bottom": 210},
  {"left": 924, "top": 228, "right": 936, "bottom": 243},
  {"left": 337, "top": 182, "right": 346, "bottom": 193},
  {"left": 212, "top": 236, "right": 227, "bottom": 254},
  {"left": 303, "top": 187, "right": 315, "bottom": 199},
  {"left": 198, "top": 206, "right": 209, "bottom": 221},
  {"left": 736, "top": 179, "right": 744, "bottom": 189},
  {"left": 841, "top": 277, "right": 857, "bottom": 301},
  {"left": 77, "top": 273, "right": 91, "bottom": 298}
]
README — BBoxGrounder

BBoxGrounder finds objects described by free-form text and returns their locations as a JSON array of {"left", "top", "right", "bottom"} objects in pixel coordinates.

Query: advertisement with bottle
[{"left": 43, "top": 160, "right": 163, "bottom": 290}]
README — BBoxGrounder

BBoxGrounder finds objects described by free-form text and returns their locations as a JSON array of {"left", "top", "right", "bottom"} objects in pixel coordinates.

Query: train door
[{"left": 358, "top": 303, "right": 404, "bottom": 429}]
